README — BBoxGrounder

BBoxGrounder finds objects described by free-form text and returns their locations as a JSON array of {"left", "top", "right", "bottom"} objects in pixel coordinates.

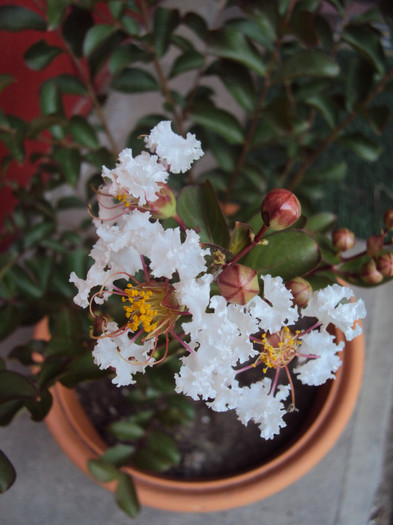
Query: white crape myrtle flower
[
  {"left": 294, "top": 330, "right": 344, "bottom": 386},
  {"left": 145, "top": 120, "right": 204, "bottom": 173},
  {"left": 235, "top": 379, "right": 291, "bottom": 440},
  {"left": 302, "top": 283, "right": 366, "bottom": 341},
  {"left": 247, "top": 275, "right": 298, "bottom": 333},
  {"left": 92, "top": 322, "right": 155, "bottom": 386},
  {"left": 102, "top": 149, "right": 168, "bottom": 205}
]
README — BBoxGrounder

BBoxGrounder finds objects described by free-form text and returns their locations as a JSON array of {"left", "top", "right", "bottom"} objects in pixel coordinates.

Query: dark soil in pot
[{"left": 76, "top": 374, "right": 321, "bottom": 480}]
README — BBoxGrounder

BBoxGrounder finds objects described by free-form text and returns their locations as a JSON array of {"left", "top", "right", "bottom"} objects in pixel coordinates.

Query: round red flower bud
[
  {"left": 218, "top": 263, "right": 260, "bottom": 305},
  {"left": 366, "top": 234, "right": 384, "bottom": 257},
  {"left": 332, "top": 227, "right": 355, "bottom": 252},
  {"left": 360, "top": 260, "right": 383, "bottom": 284},
  {"left": 376, "top": 252, "right": 393, "bottom": 278},
  {"left": 261, "top": 189, "right": 301, "bottom": 231},
  {"left": 383, "top": 209, "right": 393, "bottom": 230},
  {"left": 149, "top": 183, "right": 176, "bottom": 219},
  {"left": 285, "top": 277, "right": 313, "bottom": 307}
]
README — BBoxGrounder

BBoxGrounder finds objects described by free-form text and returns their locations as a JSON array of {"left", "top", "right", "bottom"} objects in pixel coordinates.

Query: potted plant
[{"left": 1, "top": 0, "right": 392, "bottom": 518}]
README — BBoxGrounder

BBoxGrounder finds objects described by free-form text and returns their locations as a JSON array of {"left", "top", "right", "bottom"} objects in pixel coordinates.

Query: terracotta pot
[{"left": 35, "top": 319, "right": 364, "bottom": 512}]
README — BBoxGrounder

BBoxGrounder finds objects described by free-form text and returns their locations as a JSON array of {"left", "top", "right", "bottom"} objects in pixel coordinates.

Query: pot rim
[{"left": 38, "top": 320, "right": 364, "bottom": 512}]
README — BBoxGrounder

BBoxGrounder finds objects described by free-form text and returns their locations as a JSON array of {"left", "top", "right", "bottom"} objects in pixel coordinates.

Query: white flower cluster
[{"left": 70, "top": 120, "right": 367, "bottom": 440}]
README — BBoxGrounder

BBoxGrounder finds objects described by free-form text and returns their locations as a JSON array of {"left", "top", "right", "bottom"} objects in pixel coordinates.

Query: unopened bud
[
  {"left": 285, "top": 277, "right": 313, "bottom": 307},
  {"left": 360, "top": 260, "right": 383, "bottom": 284},
  {"left": 261, "top": 189, "right": 301, "bottom": 231},
  {"left": 149, "top": 184, "right": 176, "bottom": 219},
  {"left": 218, "top": 263, "right": 260, "bottom": 305},
  {"left": 366, "top": 235, "right": 384, "bottom": 257},
  {"left": 383, "top": 209, "right": 393, "bottom": 230},
  {"left": 376, "top": 252, "right": 393, "bottom": 278},
  {"left": 332, "top": 228, "right": 355, "bottom": 252}
]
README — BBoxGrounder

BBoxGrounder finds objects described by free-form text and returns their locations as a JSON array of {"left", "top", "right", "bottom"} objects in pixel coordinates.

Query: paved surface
[{"left": 1, "top": 281, "right": 393, "bottom": 525}]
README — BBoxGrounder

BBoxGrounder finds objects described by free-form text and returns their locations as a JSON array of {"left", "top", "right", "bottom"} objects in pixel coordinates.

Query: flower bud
[
  {"left": 376, "top": 252, "right": 393, "bottom": 278},
  {"left": 148, "top": 183, "right": 176, "bottom": 219},
  {"left": 261, "top": 189, "right": 301, "bottom": 231},
  {"left": 383, "top": 209, "right": 393, "bottom": 230},
  {"left": 366, "top": 234, "right": 384, "bottom": 257},
  {"left": 285, "top": 277, "right": 313, "bottom": 307},
  {"left": 332, "top": 228, "right": 355, "bottom": 252},
  {"left": 218, "top": 263, "right": 259, "bottom": 305},
  {"left": 360, "top": 260, "right": 383, "bottom": 284}
]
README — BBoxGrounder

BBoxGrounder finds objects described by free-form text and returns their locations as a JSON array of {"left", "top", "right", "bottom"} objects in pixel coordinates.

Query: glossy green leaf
[
  {"left": 0, "top": 451, "right": 16, "bottom": 493},
  {"left": 243, "top": 230, "right": 320, "bottom": 280},
  {"left": 306, "top": 212, "right": 337, "bottom": 233},
  {"left": 177, "top": 181, "right": 230, "bottom": 246},
  {"left": 88, "top": 459, "right": 119, "bottom": 482},
  {"left": 27, "top": 116, "right": 66, "bottom": 139},
  {"left": 109, "top": 0, "right": 125, "bottom": 19},
  {"left": 53, "top": 74, "right": 88, "bottom": 95},
  {"left": 339, "top": 133, "right": 382, "bottom": 162},
  {"left": 0, "top": 371, "right": 38, "bottom": 403},
  {"left": 115, "top": 473, "right": 140, "bottom": 518},
  {"left": 226, "top": 17, "right": 274, "bottom": 49},
  {"left": 101, "top": 444, "right": 136, "bottom": 467},
  {"left": 62, "top": 7, "right": 94, "bottom": 57},
  {"left": 83, "top": 24, "right": 116, "bottom": 57},
  {"left": 229, "top": 222, "right": 253, "bottom": 255},
  {"left": 109, "top": 421, "right": 145, "bottom": 441},
  {"left": 207, "top": 60, "right": 256, "bottom": 111},
  {"left": 273, "top": 50, "right": 339, "bottom": 82},
  {"left": 0, "top": 6, "right": 46, "bottom": 31},
  {"left": 342, "top": 24, "right": 385, "bottom": 74},
  {"left": 169, "top": 51, "right": 204, "bottom": 77},
  {"left": 46, "top": 0, "right": 68, "bottom": 29},
  {"left": 68, "top": 116, "right": 99, "bottom": 148},
  {"left": 53, "top": 148, "right": 81, "bottom": 185},
  {"left": 24, "top": 40, "right": 63, "bottom": 71},
  {"left": 0, "top": 74, "right": 14, "bottom": 93},
  {"left": 183, "top": 12, "right": 207, "bottom": 40},
  {"left": 208, "top": 29, "right": 266, "bottom": 76},
  {"left": 190, "top": 102, "right": 244, "bottom": 144},
  {"left": 111, "top": 68, "right": 159, "bottom": 93},
  {"left": 109, "top": 44, "right": 149, "bottom": 75},
  {"left": 40, "top": 80, "right": 63, "bottom": 116},
  {"left": 25, "top": 390, "right": 53, "bottom": 422},
  {"left": 147, "top": 430, "right": 181, "bottom": 465},
  {"left": 153, "top": 7, "right": 180, "bottom": 57},
  {"left": 119, "top": 15, "right": 140, "bottom": 36}
]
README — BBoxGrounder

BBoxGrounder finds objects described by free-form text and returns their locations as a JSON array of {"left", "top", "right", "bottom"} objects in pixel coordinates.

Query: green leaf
[
  {"left": 111, "top": 68, "right": 159, "bottom": 93},
  {"left": 8, "top": 266, "right": 43, "bottom": 299},
  {"left": 53, "top": 148, "right": 81, "bottom": 185},
  {"left": 24, "top": 222, "right": 56, "bottom": 248},
  {"left": 101, "top": 444, "right": 136, "bottom": 467},
  {"left": 53, "top": 74, "right": 88, "bottom": 95},
  {"left": 0, "top": 74, "right": 15, "bottom": 93},
  {"left": 207, "top": 60, "right": 256, "bottom": 111},
  {"left": 109, "top": 421, "right": 145, "bottom": 441},
  {"left": 0, "top": 371, "right": 38, "bottom": 403},
  {"left": 83, "top": 24, "right": 116, "bottom": 57},
  {"left": 263, "top": 97, "right": 293, "bottom": 134},
  {"left": 25, "top": 390, "right": 53, "bottom": 422},
  {"left": 0, "top": 6, "right": 46, "bottom": 31},
  {"left": 68, "top": 116, "right": 99, "bottom": 148},
  {"left": 132, "top": 448, "right": 172, "bottom": 472},
  {"left": 62, "top": 7, "right": 94, "bottom": 57},
  {"left": 208, "top": 29, "right": 266, "bottom": 76},
  {"left": 229, "top": 222, "right": 253, "bottom": 256},
  {"left": 305, "top": 162, "right": 347, "bottom": 185},
  {"left": 46, "top": 0, "right": 68, "bottom": 29},
  {"left": 190, "top": 102, "right": 244, "bottom": 144},
  {"left": 119, "top": 15, "right": 140, "bottom": 36},
  {"left": 243, "top": 230, "right": 321, "bottom": 280},
  {"left": 0, "top": 451, "right": 16, "bottom": 493},
  {"left": 226, "top": 17, "right": 275, "bottom": 49},
  {"left": 303, "top": 93, "right": 338, "bottom": 128},
  {"left": 115, "top": 473, "right": 140, "bottom": 518},
  {"left": 306, "top": 212, "right": 337, "bottom": 233},
  {"left": 88, "top": 459, "right": 119, "bottom": 482},
  {"left": 338, "top": 133, "right": 382, "bottom": 162},
  {"left": 169, "top": 51, "right": 204, "bottom": 77},
  {"left": 147, "top": 430, "right": 181, "bottom": 465},
  {"left": 27, "top": 116, "right": 66, "bottom": 139},
  {"left": 153, "top": 7, "right": 180, "bottom": 57},
  {"left": 0, "top": 400, "right": 23, "bottom": 426},
  {"left": 24, "top": 40, "right": 63, "bottom": 71},
  {"left": 40, "top": 80, "right": 63, "bottom": 116},
  {"left": 199, "top": 128, "right": 237, "bottom": 172},
  {"left": 109, "top": 1, "right": 125, "bottom": 19},
  {"left": 177, "top": 181, "right": 230, "bottom": 246},
  {"left": 183, "top": 12, "right": 207, "bottom": 40},
  {"left": 0, "top": 306, "right": 19, "bottom": 339},
  {"left": 345, "top": 57, "right": 374, "bottom": 112},
  {"left": 109, "top": 44, "right": 149, "bottom": 75},
  {"left": 362, "top": 105, "right": 391, "bottom": 135},
  {"left": 273, "top": 50, "right": 339, "bottom": 82},
  {"left": 342, "top": 24, "right": 385, "bottom": 74}
]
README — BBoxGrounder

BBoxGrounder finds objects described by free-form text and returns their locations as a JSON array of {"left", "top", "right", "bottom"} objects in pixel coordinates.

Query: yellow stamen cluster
[
  {"left": 122, "top": 285, "right": 158, "bottom": 334},
  {"left": 116, "top": 193, "right": 131, "bottom": 207},
  {"left": 259, "top": 326, "right": 301, "bottom": 371}
]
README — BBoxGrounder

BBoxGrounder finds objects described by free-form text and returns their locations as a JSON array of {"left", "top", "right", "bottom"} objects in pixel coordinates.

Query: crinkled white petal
[
  {"left": 92, "top": 322, "right": 155, "bottom": 386},
  {"left": 145, "top": 121, "right": 204, "bottom": 174},
  {"left": 294, "top": 330, "right": 344, "bottom": 386},
  {"left": 174, "top": 273, "right": 213, "bottom": 323},
  {"left": 103, "top": 149, "right": 168, "bottom": 204},
  {"left": 303, "top": 284, "right": 366, "bottom": 340},
  {"left": 235, "top": 379, "right": 291, "bottom": 440}
]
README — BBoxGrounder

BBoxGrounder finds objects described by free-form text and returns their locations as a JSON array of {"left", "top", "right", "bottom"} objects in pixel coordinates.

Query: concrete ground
[{"left": 1, "top": 280, "right": 393, "bottom": 525}]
